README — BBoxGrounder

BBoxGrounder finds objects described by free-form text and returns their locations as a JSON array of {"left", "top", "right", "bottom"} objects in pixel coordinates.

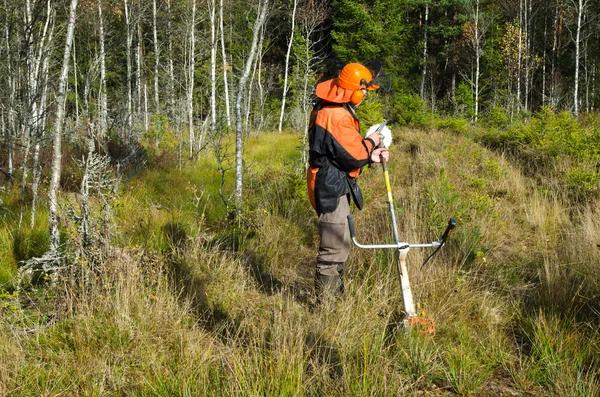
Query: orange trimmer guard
[{"left": 404, "top": 317, "right": 436, "bottom": 338}]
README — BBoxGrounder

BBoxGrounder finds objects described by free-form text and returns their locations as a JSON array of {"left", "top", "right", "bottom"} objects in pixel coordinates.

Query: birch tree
[
  {"left": 277, "top": 0, "right": 298, "bottom": 133},
  {"left": 49, "top": 0, "right": 79, "bottom": 253},
  {"left": 462, "top": 0, "right": 488, "bottom": 122},
  {"left": 98, "top": 0, "right": 107, "bottom": 137},
  {"left": 571, "top": 0, "right": 589, "bottom": 116},
  {"left": 124, "top": 0, "right": 133, "bottom": 135},
  {"left": 2, "top": 0, "right": 15, "bottom": 177},
  {"left": 31, "top": 5, "right": 56, "bottom": 229},
  {"left": 153, "top": 0, "right": 160, "bottom": 114},
  {"left": 187, "top": 0, "right": 196, "bottom": 159},
  {"left": 296, "top": 0, "right": 328, "bottom": 167},
  {"left": 420, "top": 1, "right": 429, "bottom": 100},
  {"left": 219, "top": 0, "right": 231, "bottom": 127},
  {"left": 234, "top": 0, "right": 269, "bottom": 208},
  {"left": 209, "top": 0, "right": 217, "bottom": 134}
]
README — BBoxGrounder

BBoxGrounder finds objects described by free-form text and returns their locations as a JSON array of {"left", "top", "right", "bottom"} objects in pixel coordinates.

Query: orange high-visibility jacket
[{"left": 306, "top": 100, "right": 376, "bottom": 214}]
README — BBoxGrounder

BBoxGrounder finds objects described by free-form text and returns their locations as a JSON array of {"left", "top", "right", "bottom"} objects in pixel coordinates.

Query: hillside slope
[{"left": 1, "top": 128, "right": 599, "bottom": 396}]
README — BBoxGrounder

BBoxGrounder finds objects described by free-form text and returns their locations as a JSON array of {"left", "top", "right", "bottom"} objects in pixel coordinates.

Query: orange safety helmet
[{"left": 315, "top": 62, "right": 382, "bottom": 106}]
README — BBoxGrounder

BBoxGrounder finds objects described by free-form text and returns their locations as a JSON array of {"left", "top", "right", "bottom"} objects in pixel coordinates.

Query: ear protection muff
[{"left": 350, "top": 89, "right": 365, "bottom": 106}]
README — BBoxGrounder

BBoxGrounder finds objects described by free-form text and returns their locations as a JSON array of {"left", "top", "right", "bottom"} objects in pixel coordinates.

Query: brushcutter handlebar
[
  {"left": 441, "top": 218, "right": 457, "bottom": 242},
  {"left": 347, "top": 215, "right": 457, "bottom": 251},
  {"left": 348, "top": 214, "right": 356, "bottom": 239}
]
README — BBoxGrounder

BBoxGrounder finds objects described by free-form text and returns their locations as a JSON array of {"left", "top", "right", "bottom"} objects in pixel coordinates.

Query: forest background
[{"left": 1, "top": 0, "right": 600, "bottom": 395}]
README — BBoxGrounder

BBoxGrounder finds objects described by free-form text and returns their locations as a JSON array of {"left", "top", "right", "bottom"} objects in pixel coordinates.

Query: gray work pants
[{"left": 316, "top": 195, "right": 351, "bottom": 277}]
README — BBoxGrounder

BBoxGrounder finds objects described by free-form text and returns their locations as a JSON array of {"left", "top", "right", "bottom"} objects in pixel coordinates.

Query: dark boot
[{"left": 315, "top": 272, "right": 344, "bottom": 305}]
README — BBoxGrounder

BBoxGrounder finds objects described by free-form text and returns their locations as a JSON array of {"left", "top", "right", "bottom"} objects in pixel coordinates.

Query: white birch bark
[
  {"left": 210, "top": 0, "right": 217, "bottom": 134},
  {"left": 153, "top": 0, "right": 160, "bottom": 113},
  {"left": 551, "top": 0, "right": 559, "bottom": 108},
  {"left": 245, "top": 36, "right": 260, "bottom": 133},
  {"left": 31, "top": 9, "right": 55, "bottom": 229},
  {"left": 73, "top": 37, "right": 79, "bottom": 123},
  {"left": 257, "top": 27, "right": 265, "bottom": 131},
  {"left": 98, "top": 1, "right": 107, "bottom": 137},
  {"left": 4, "top": 0, "right": 14, "bottom": 176},
  {"left": 49, "top": 0, "right": 79, "bottom": 253},
  {"left": 219, "top": 0, "right": 231, "bottom": 127},
  {"left": 187, "top": 0, "right": 196, "bottom": 159},
  {"left": 124, "top": 0, "right": 133, "bottom": 135},
  {"left": 542, "top": 8, "right": 547, "bottom": 106},
  {"left": 524, "top": 0, "right": 529, "bottom": 112},
  {"left": 235, "top": 0, "right": 269, "bottom": 208},
  {"left": 167, "top": 0, "right": 175, "bottom": 113},
  {"left": 25, "top": 0, "right": 52, "bottom": 229},
  {"left": 277, "top": 0, "right": 297, "bottom": 133},
  {"left": 474, "top": 0, "right": 480, "bottom": 122},
  {"left": 144, "top": 82, "right": 149, "bottom": 131},
  {"left": 136, "top": 22, "right": 142, "bottom": 124},
  {"left": 420, "top": 2, "right": 429, "bottom": 100},
  {"left": 573, "top": 0, "right": 585, "bottom": 116},
  {"left": 516, "top": 0, "right": 523, "bottom": 111}
]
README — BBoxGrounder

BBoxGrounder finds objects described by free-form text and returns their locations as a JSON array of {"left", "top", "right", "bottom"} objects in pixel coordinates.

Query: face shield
[{"left": 363, "top": 59, "right": 392, "bottom": 92}]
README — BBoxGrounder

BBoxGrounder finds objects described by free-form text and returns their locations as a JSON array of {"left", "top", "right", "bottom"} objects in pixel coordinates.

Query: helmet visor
[{"left": 364, "top": 59, "right": 392, "bottom": 92}]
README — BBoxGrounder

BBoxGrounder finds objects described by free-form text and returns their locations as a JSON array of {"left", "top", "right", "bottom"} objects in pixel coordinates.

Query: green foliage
[
  {"left": 142, "top": 114, "right": 179, "bottom": 165},
  {"left": 455, "top": 82, "right": 475, "bottom": 119},
  {"left": 355, "top": 98, "right": 385, "bottom": 134},
  {"left": 437, "top": 116, "right": 470, "bottom": 135},
  {"left": 392, "top": 92, "right": 427, "bottom": 126},
  {"left": 483, "top": 106, "right": 510, "bottom": 129},
  {"left": 331, "top": 0, "right": 415, "bottom": 88}
]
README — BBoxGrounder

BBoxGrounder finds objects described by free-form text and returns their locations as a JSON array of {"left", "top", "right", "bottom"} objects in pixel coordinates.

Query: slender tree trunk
[
  {"left": 278, "top": 0, "right": 297, "bottom": 132},
  {"left": 517, "top": 0, "right": 523, "bottom": 112},
  {"left": 420, "top": 2, "right": 429, "bottom": 100},
  {"left": 524, "top": 0, "right": 529, "bottom": 112},
  {"left": 573, "top": 0, "right": 584, "bottom": 116},
  {"left": 136, "top": 22, "right": 142, "bottom": 125},
  {"left": 27, "top": 0, "right": 53, "bottom": 230},
  {"left": 474, "top": 0, "right": 480, "bottom": 122},
  {"left": 144, "top": 82, "right": 149, "bottom": 131},
  {"left": 210, "top": 0, "right": 217, "bottom": 134},
  {"left": 542, "top": 5, "right": 547, "bottom": 106},
  {"left": 551, "top": 1, "right": 559, "bottom": 108},
  {"left": 153, "top": 0, "right": 160, "bottom": 114},
  {"left": 187, "top": 0, "right": 196, "bottom": 159},
  {"left": 31, "top": 11, "right": 55, "bottom": 230},
  {"left": 98, "top": 1, "right": 107, "bottom": 137},
  {"left": 256, "top": 26, "right": 266, "bottom": 131},
  {"left": 4, "top": 0, "right": 14, "bottom": 176},
  {"left": 235, "top": 0, "right": 269, "bottom": 208},
  {"left": 73, "top": 37, "right": 79, "bottom": 123},
  {"left": 219, "top": 0, "right": 231, "bottom": 127},
  {"left": 245, "top": 40, "right": 259, "bottom": 133},
  {"left": 49, "top": 0, "right": 79, "bottom": 253},
  {"left": 124, "top": 0, "right": 133, "bottom": 136},
  {"left": 167, "top": 0, "right": 175, "bottom": 114}
]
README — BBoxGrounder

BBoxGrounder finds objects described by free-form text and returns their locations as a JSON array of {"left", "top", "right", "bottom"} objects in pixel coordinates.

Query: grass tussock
[{"left": 1, "top": 129, "right": 600, "bottom": 396}]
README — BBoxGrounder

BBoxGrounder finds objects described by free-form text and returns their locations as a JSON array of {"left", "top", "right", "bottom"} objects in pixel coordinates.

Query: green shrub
[
  {"left": 455, "top": 82, "right": 475, "bottom": 119},
  {"left": 483, "top": 106, "right": 509, "bottom": 128},
  {"left": 355, "top": 97, "right": 384, "bottom": 135},
  {"left": 437, "top": 116, "right": 470, "bottom": 135},
  {"left": 392, "top": 92, "right": 427, "bottom": 126}
]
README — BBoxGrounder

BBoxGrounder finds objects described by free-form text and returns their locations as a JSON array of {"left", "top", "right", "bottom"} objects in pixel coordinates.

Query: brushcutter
[{"left": 348, "top": 120, "right": 456, "bottom": 335}]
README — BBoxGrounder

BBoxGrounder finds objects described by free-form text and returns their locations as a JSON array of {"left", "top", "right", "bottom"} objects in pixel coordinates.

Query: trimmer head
[{"left": 405, "top": 317, "right": 436, "bottom": 338}]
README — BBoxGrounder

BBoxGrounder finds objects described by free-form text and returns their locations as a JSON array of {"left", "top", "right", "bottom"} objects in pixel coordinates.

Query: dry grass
[{"left": 1, "top": 129, "right": 600, "bottom": 396}]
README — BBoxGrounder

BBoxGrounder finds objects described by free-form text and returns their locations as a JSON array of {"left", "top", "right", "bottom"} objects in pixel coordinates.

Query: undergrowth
[{"left": 1, "top": 127, "right": 600, "bottom": 396}]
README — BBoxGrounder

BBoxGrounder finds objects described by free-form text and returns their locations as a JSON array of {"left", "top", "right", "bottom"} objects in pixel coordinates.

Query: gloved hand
[
  {"left": 366, "top": 124, "right": 393, "bottom": 148},
  {"left": 371, "top": 148, "right": 389, "bottom": 163}
]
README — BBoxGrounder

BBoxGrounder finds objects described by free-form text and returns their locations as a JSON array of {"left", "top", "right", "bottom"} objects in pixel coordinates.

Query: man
[{"left": 306, "top": 60, "right": 391, "bottom": 301}]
